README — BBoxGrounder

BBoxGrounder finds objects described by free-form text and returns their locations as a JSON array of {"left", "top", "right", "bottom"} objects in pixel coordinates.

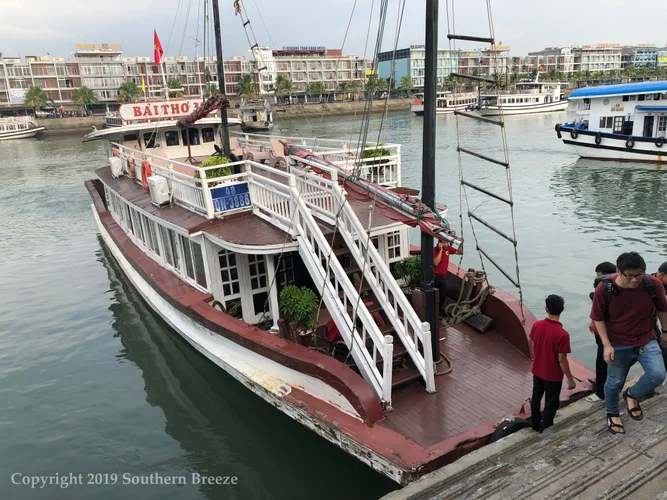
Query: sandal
[
  {"left": 606, "top": 413, "right": 625, "bottom": 435},
  {"left": 623, "top": 389, "right": 644, "bottom": 421}
]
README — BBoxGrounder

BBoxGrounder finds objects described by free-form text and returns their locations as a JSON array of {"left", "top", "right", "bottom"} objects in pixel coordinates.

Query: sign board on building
[
  {"left": 9, "top": 89, "right": 27, "bottom": 105},
  {"left": 118, "top": 99, "right": 215, "bottom": 122},
  {"left": 210, "top": 183, "right": 251, "bottom": 213},
  {"left": 75, "top": 43, "right": 122, "bottom": 52},
  {"left": 282, "top": 46, "right": 325, "bottom": 51}
]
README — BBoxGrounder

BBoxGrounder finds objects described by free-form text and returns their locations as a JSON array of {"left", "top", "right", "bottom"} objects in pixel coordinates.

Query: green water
[{"left": 1, "top": 111, "right": 666, "bottom": 499}]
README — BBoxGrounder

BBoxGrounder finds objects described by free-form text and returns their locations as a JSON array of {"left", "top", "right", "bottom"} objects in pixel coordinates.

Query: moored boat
[
  {"left": 239, "top": 98, "right": 273, "bottom": 131},
  {"left": 0, "top": 116, "right": 46, "bottom": 141},
  {"left": 556, "top": 81, "right": 667, "bottom": 163},
  {"left": 478, "top": 77, "right": 568, "bottom": 116},
  {"left": 410, "top": 90, "right": 478, "bottom": 115}
]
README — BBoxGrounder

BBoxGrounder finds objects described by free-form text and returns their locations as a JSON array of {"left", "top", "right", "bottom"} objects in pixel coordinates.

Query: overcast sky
[{"left": 2, "top": 0, "right": 666, "bottom": 61}]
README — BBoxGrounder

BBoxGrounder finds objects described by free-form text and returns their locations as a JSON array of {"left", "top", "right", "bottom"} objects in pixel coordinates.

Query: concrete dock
[{"left": 383, "top": 383, "right": 667, "bottom": 499}]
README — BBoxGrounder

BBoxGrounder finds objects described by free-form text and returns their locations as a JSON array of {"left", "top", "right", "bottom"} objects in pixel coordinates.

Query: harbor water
[{"left": 1, "top": 110, "right": 666, "bottom": 499}]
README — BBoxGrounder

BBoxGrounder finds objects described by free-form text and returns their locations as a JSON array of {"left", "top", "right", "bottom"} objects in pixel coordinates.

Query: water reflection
[
  {"left": 551, "top": 159, "right": 667, "bottom": 246},
  {"left": 98, "top": 241, "right": 396, "bottom": 500}
]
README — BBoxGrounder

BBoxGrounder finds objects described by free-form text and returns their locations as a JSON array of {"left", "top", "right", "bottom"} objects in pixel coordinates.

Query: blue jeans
[{"left": 604, "top": 339, "right": 666, "bottom": 415}]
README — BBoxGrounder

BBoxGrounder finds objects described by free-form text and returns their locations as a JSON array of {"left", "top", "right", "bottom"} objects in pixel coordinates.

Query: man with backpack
[{"left": 590, "top": 252, "right": 667, "bottom": 435}]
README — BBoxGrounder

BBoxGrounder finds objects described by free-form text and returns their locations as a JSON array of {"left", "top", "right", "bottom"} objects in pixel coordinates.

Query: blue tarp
[
  {"left": 634, "top": 105, "right": 667, "bottom": 112},
  {"left": 569, "top": 81, "right": 667, "bottom": 99}
]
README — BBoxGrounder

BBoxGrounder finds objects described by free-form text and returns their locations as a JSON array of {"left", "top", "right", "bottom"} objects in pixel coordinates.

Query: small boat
[
  {"left": 478, "top": 76, "right": 568, "bottom": 116},
  {"left": 239, "top": 98, "right": 273, "bottom": 131},
  {"left": 410, "top": 90, "right": 478, "bottom": 115},
  {"left": 555, "top": 80, "right": 667, "bottom": 163},
  {"left": 0, "top": 117, "right": 46, "bottom": 141}
]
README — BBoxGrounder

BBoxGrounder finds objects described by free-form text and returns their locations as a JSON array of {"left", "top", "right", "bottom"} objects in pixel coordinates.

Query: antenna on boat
[
  {"left": 419, "top": 0, "right": 440, "bottom": 362},
  {"left": 211, "top": 0, "right": 232, "bottom": 158}
]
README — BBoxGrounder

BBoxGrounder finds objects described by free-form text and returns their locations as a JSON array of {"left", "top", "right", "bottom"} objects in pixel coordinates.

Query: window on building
[
  {"left": 387, "top": 231, "right": 402, "bottom": 261},
  {"left": 165, "top": 130, "right": 180, "bottom": 147}
]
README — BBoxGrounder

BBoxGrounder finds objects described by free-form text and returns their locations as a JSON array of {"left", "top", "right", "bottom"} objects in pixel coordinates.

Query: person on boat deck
[
  {"left": 434, "top": 240, "right": 463, "bottom": 313},
  {"left": 529, "top": 294, "right": 576, "bottom": 433},
  {"left": 587, "top": 261, "right": 618, "bottom": 402},
  {"left": 591, "top": 252, "right": 667, "bottom": 435}
]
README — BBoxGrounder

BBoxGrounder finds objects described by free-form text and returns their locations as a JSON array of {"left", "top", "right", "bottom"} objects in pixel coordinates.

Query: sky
[{"left": 2, "top": 0, "right": 667, "bottom": 61}]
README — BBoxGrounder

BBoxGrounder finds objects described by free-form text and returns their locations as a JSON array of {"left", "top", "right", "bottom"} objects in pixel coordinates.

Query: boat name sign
[
  {"left": 119, "top": 99, "right": 214, "bottom": 122},
  {"left": 210, "top": 183, "right": 251, "bottom": 213}
]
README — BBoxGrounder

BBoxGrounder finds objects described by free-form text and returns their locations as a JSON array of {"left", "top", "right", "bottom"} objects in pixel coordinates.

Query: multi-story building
[
  {"left": 621, "top": 45, "right": 658, "bottom": 68},
  {"left": 572, "top": 44, "right": 623, "bottom": 73},
  {"left": 525, "top": 47, "right": 574, "bottom": 74},
  {"left": 377, "top": 45, "right": 458, "bottom": 87},
  {"left": 659, "top": 48, "right": 667, "bottom": 69},
  {"left": 272, "top": 46, "right": 366, "bottom": 93},
  {"left": 73, "top": 43, "right": 125, "bottom": 101}
]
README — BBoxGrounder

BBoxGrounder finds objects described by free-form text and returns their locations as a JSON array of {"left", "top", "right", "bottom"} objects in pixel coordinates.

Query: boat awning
[
  {"left": 634, "top": 105, "right": 667, "bottom": 113},
  {"left": 569, "top": 81, "right": 667, "bottom": 99}
]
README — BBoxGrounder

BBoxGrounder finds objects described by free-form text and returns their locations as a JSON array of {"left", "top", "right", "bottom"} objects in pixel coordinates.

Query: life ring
[
  {"left": 626, "top": 137, "right": 634, "bottom": 149},
  {"left": 595, "top": 132, "right": 602, "bottom": 145},
  {"left": 555, "top": 124, "right": 562, "bottom": 139},
  {"left": 656, "top": 137, "right": 664, "bottom": 148},
  {"left": 570, "top": 129, "right": 578, "bottom": 140},
  {"left": 141, "top": 160, "right": 152, "bottom": 190},
  {"left": 127, "top": 157, "right": 136, "bottom": 179},
  {"left": 112, "top": 149, "right": 119, "bottom": 157},
  {"left": 264, "top": 121, "right": 270, "bottom": 127}
]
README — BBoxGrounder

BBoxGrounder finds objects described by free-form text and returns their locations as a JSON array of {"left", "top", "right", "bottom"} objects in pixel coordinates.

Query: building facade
[
  {"left": 572, "top": 44, "right": 623, "bottom": 73},
  {"left": 377, "top": 45, "right": 459, "bottom": 87}
]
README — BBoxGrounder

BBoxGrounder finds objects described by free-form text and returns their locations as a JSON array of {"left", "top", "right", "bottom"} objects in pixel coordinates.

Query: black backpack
[{"left": 593, "top": 273, "right": 658, "bottom": 321}]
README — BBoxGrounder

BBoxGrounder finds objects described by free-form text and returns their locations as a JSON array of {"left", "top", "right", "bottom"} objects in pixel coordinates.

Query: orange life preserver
[
  {"left": 127, "top": 157, "right": 136, "bottom": 179},
  {"left": 112, "top": 149, "right": 119, "bottom": 157},
  {"left": 141, "top": 160, "right": 152, "bottom": 190}
]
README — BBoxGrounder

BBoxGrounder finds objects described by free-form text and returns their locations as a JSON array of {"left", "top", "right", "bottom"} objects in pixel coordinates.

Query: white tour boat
[
  {"left": 0, "top": 116, "right": 46, "bottom": 141},
  {"left": 478, "top": 77, "right": 568, "bottom": 116},
  {"left": 555, "top": 80, "right": 667, "bottom": 163},
  {"left": 239, "top": 98, "right": 273, "bottom": 131},
  {"left": 410, "top": 90, "right": 478, "bottom": 115}
]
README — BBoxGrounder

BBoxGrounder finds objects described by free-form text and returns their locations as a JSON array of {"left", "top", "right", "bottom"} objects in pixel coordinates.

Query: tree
[
  {"left": 307, "top": 81, "right": 327, "bottom": 95},
  {"left": 399, "top": 75, "right": 414, "bottom": 89},
  {"left": 24, "top": 86, "right": 48, "bottom": 110},
  {"left": 72, "top": 86, "right": 98, "bottom": 115},
  {"left": 204, "top": 82, "right": 219, "bottom": 98},
  {"left": 238, "top": 74, "right": 256, "bottom": 97},
  {"left": 117, "top": 81, "right": 141, "bottom": 103},
  {"left": 167, "top": 78, "right": 184, "bottom": 97}
]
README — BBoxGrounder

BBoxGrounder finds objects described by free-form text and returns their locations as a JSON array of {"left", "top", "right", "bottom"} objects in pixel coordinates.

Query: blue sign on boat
[{"left": 210, "top": 182, "right": 251, "bottom": 213}]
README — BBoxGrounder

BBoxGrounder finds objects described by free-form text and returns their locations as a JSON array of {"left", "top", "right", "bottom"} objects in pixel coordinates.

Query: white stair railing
[{"left": 293, "top": 161, "right": 436, "bottom": 393}]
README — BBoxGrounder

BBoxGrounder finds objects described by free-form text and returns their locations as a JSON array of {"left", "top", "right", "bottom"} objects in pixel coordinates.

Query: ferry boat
[
  {"left": 83, "top": 4, "right": 594, "bottom": 486},
  {"left": 478, "top": 77, "right": 568, "bottom": 116},
  {"left": 410, "top": 91, "right": 478, "bottom": 115},
  {"left": 0, "top": 116, "right": 46, "bottom": 141},
  {"left": 239, "top": 98, "right": 273, "bottom": 131},
  {"left": 555, "top": 81, "right": 667, "bottom": 163}
]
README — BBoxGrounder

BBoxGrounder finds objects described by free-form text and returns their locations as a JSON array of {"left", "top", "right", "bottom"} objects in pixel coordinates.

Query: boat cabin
[{"left": 240, "top": 99, "right": 273, "bottom": 131}]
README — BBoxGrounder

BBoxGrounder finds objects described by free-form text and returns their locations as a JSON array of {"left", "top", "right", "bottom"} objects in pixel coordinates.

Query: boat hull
[
  {"left": 478, "top": 100, "right": 569, "bottom": 116},
  {"left": 411, "top": 104, "right": 474, "bottom": 116},
  {"left": 557, "top": 126, "right": 667, "bottom": 163},
  {"left": 0, "top": 126, "right": 46, "bottom": 141}
]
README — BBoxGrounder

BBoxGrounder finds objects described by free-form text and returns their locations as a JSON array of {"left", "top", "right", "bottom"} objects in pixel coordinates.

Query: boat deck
[{"left": 382, "top": 323, "right": 534, "bottom": 448}]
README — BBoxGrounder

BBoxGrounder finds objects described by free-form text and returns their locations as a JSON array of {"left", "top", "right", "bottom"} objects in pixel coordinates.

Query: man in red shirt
[
  {"left": 591, "top": 252, "right": 667, "bottom": 435},
  {"left": 529, "top": 294, "right": 576, "bottom": 432},
  {"left": 434, "top": 240, "right": 463, "bottom": 313}
]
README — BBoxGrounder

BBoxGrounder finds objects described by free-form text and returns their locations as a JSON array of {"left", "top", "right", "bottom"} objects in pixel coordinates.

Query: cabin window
[
  {"left": 613, "top": 116, "right": 625, "bottom": 133},
  {"left": 219, "top": 249, "right": 242, "bottom": 316},
  {"left": 179, "top": 235, "right": 195, "bottom": 280},
  {"left": 387, "top": 231, "right": 402, "bottom": 261},
  {"left": 165, "top": 130, "right": 180, "bottom": 147},
  {"left": 148, "top": 219, "right": 161, "bottom": 256},
  {"left": 599, "top": 117, "right": 613, "bottom": 129},
  {"left": 654, "top": 93, "right": 661, "bottom": 101},
  {"left": 622, "top": 95, "right": 629, "bottom": 101},
  {"left": 123, "top": 133, "right": 138, "bottom": 142},
  {"left": 646, "top": 94, "right": 653, "bottom": 101},
  {"left": 143, "top": 132, "right": 158, "bottom": 148},
  {"left": 141, "top": 214, "right": 156, "bottom": 253},
  {"left": 638, "top": 94, "right": 645, "bottom": 101},
  {"left": 248, "top": 254, "right": 269, "bottom": 316},
  {"left": 181, "top": 128, "right": 200, "bottom": 146},
  {"left": 131, "top": 209, "right": 145, "bottom": 244},
  {"left": 201, "top": 127, "right": 215, "bottom": 143},
  {"left": 160, "top": 226, "right": 174, "bottom": 267},
  {"left": 658, "top": 116, "right": 667, "bottom": 137},
  {"left": 629, "top": 95, "right": 637, "bottom": 101},
  {"left": 276, "top": 255, "right": 295, "bottom": 287},
  {"left": 191, "top": 241, "right": 207, "bottom": 288}
]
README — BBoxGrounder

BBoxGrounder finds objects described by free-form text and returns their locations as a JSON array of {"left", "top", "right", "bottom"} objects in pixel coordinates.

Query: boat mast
[
  {"left": 420, "top": 0, "right": 439, "bottom": 361},
  {"left": 211, "top": 0, "right": 232, "bottom": 158}
]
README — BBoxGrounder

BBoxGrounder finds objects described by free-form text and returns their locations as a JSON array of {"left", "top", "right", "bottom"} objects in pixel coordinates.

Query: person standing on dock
[
  {"left": 591, "top": 252, "right": 667, "bottom": 435},
  {"left": 529, "top": 294, "right": 576, "bottom": 432},
  {"left": 433, "top": 240, "right": 463, "bottom": 313}
]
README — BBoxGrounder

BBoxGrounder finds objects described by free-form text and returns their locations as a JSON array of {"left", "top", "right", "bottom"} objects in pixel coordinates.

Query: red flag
[{"left": 153, "top": 29, "right": 164, "bottom": 65}]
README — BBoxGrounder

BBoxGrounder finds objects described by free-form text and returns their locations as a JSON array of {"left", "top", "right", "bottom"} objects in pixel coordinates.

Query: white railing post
[
  {"left": 382, "top": 336, "right": 394, "bottom": 408},
  {"left": 200, "top": 167, "right": 214, "bottom": 219},
  {"left": 421, "top": 322, "right": 436, "bottom": 393},
  {"left": 395, "top": 144, "right": 402, "bottom": 186}
]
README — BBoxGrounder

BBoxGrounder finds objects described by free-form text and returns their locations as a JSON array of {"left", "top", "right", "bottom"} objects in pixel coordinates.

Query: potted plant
[
  {"left": 392, "top": 255, "right": 421, "bottom": 293},
  {"left": 194, "top": 155, "right": 232, "bottom": 187},
  {"left": 360, "top": 142, "right": 392, "bottom": 164},
  {"left": 279, "top": 285, "right": 319, "bottom": 345}
]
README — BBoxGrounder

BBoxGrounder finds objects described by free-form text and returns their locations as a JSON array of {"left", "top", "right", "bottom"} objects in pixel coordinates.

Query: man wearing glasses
[{"left": 591, "top": 252, "right": 667, "bottom": 435}]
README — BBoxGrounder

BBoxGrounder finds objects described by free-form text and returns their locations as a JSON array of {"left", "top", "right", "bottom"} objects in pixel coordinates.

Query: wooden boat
[
  {"left": 83, "top": 1, "right": 594, "bottom": 486},
  {"left": 0, "top": 117, "right": 46, "bottom": 141}
]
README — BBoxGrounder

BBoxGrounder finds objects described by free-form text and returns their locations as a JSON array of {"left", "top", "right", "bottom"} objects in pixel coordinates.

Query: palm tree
[
  {"left": 72, "top": 86, "right": 98, "bottom": 115},
  {"left": 117, "top": 81, "right": 141, "bottom": 103},
  {"left": 204, "top": 82, "right": 219, "bottom": 98},
  {"left": 307, "top": 81, "right": 327, "bottom": 95},
  {"left": 238, "top": 74, "right": 256, "bottom": 97},
  {"left": 24, "top": 86, "right": 48, "bottom": 112},
  {"left": 167, "top": 78, "right": 184, "bottom": 97},
  {"left": 399, "top": 75, "right": 414, "bottom": 89}
]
